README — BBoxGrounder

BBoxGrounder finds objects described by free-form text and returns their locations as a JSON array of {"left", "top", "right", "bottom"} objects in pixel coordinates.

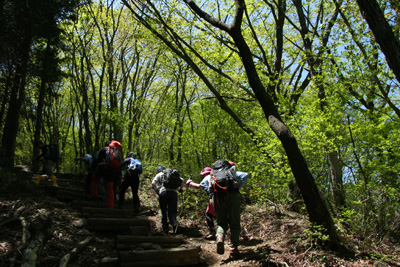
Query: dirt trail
[{"left": 1, "top": 170, "right": 400, "bottom": 266}]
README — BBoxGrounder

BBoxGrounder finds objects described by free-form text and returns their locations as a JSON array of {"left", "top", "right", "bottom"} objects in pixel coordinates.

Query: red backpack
[{"left": 105, "top": 140, "right": 122, "bottom": 169}]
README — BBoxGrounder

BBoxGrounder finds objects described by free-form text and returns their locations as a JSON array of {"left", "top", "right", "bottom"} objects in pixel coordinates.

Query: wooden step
[
  {"left": 116, "top": 235, "right": 185, "bottom": 250},
  {"left": 57, "top": 190, "right": 92, "bottom": 201},
  {"left": 130, "top": 226, "right": 150, "bottom": 236},
  {"left": 70, "top": 200, "right": 106, "bottom": 210},
  {"left": 81, "top": 207, "right": 133, "bottom": 218},
  {"left": 87, "top": 217, "right": 149, "bottom": 232},
  {"left": 118, "top": 246, "right": 201, "bottom": 266}
]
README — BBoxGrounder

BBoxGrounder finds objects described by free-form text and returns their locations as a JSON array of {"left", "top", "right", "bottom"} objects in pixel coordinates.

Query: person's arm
[
  {"left": 186, "top": 178, "right": 202, "bottom": 189},
  {"left": 152, "top": 173, "right": 162, "bottom": 194}
]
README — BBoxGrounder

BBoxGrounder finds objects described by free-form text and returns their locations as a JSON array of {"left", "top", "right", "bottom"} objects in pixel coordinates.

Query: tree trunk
[
  {"left": 225, "top": 0, "right": 339, "bottom": 246},
  {"left": 328, "top": 151, "right": 345, "bottom": 209},
  {"left": 0, "top": 12, "right": 32, "bottom": 169},
  {"left": 32, "top": 40, "right": 52, "bottom": 173},
  {"left": 356, "top": 0, "right": 400, "bottom": 84},
  {"left": 0, "top": 67, "right": 12, "bottom": 131},
  {"left": 292, "top": 0, "right": 346, "bottom": 211}
]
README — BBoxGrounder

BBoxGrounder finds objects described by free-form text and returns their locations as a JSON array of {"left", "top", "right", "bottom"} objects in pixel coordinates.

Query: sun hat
[{"left": 200, "top": 167, "right": 212, "bottom": 176}]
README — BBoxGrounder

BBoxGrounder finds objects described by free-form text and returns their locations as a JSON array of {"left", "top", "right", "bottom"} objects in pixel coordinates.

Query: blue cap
[{"left": 157, "top": 166, "right": 165, "bottom": 173}]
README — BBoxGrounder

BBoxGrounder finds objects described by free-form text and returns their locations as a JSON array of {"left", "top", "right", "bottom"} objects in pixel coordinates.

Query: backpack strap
[{"left": 211, "top": 169, "right": 229, "bottom": 208}]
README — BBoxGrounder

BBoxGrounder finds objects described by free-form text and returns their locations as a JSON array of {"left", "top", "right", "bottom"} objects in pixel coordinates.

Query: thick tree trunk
[
  {"left": 356, "top": 0, "right": 400, "bottom": 84},
  {"left": 0, "top": 2, "right": 32, "bottom": 169},
  {"left": 1, "top": 44, "right": 31, "bottom": 169},
  {"left": 228, "top": 20, "right": 340, "bottom": 247}
]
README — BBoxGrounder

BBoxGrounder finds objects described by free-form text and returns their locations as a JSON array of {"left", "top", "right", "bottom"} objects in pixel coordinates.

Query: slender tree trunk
[
  {"left": 293, "top": 0, "right": 346, "bottom": 211},
  {"left": 328, "top": 151, "right": 345, "bottom": 209},
  {"left": 32, "top": 40, "right": 53, "bottom": 173},
  {"left": 32, "top": 65, "right": 47, "bottom": 173}
]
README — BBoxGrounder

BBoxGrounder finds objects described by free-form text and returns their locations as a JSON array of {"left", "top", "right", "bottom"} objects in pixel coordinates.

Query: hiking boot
[
  {"left": 205, "top": 229, "right": 216, "bottom": 240},
  {"left": 205, "top": 233, "right": 216, "bottom": 240},
  {"left": 229, "top": 247, "right": 239, "bottom": 259},
  {"left": 34, "top": 174, "right": 42, "bottom": 185},
  {"left": 50, "top": 175, "right": 58, "bottom": 187},
  {"left": 205, "top": 228, "right": 216, "bottom": 240},
  {"left": 216, "top": 236, "right": 224, "bottom": 254}
]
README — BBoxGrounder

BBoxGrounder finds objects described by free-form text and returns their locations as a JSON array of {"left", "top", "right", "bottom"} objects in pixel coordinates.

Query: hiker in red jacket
[{"left": 94, "top": 140, "right": 122, "bottom": 209}]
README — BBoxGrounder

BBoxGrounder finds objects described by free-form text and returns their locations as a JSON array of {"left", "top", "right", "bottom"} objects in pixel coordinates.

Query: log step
[
  {"left": 116, "top": 235, "right": 185, "bottom": 250},
  {"left": 70, "top": 200, "right": 106, "bottom": 210},
  {"left": 81, "top": 207, "right": 133, "bottom": 218},
  {"left": 87, "top": 217, "right": 149, "bottom": 232},
  {"left": 57, "top": 190, "right": 91, "bottom": 201},
  {"left": 119, "top": 246, "right": 201, "bottom": 266},
  {"left": 130, "top": 226, "right": 150, "bottom": 236}
]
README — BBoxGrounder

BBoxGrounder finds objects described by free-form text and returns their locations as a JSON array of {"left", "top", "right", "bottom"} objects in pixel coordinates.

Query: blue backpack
[{"left": 128, "top": 158, "right": 142, "bottom": 174}]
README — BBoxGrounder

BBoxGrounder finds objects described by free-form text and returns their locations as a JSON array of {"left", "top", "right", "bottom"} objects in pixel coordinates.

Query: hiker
[
  {"left": 118, "top": 152, "right": 142, "bottom": 211},
  {"left": 186, "top": 166, "right": 216, "bottom": 240},
  {"left": 152, "top": 166, "right": 184, "bottom": 234},
  {"left": 200, "top": 160, "right": 248, "bottom": 259},
  {"left": 34, "top": 140, "right": 59, "bottom": 187},
  {"left": 94, "top": 140, "right": 123, "bottom": 209},
  {"left": 75, "top": 154, "right": 94, "bottom": 194}
]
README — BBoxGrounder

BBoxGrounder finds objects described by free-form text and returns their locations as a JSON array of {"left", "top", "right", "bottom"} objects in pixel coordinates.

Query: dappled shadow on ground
[{"left": 2, "top": 169, "right": 400, "bottom": 266}]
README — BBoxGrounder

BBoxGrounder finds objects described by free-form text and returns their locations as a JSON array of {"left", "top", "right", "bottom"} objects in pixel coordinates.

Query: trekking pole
[{"left": 175, "top": 176, "right": 191, "bottom": 234}]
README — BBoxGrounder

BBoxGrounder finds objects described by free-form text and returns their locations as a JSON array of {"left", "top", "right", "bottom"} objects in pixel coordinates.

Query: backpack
[
  {"left": 46, "top": 143, "right": 59, "bottom": 162},
  {"left": 161, "top": 168, "right": 182, "bottom": 190},
  {"left": 104, "top": 140, "right": 122, "bottom": 169},
  {"left": 128, "top": 158, "right": 142, "bottom": 174},
  {"left": 211, "top": 160, "right": 238, "bottom": 192}
]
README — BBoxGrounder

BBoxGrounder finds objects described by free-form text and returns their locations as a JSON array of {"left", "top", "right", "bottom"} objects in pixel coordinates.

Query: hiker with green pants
[{"left": 198, "top": 160, "right": 248, "bottom": 259}]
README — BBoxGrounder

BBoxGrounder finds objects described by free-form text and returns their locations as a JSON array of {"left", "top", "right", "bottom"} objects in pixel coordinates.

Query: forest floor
[{"left": 1, "top": 168, "right": 400, "bottom": 267}]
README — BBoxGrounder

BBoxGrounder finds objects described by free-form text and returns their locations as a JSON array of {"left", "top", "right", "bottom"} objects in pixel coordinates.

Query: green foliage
[
  {"left": 2, "top": 0, "right": 400, "bottom": 244},
  {"left": 298, "top": 223, "right": 330, "bottom": 249}
]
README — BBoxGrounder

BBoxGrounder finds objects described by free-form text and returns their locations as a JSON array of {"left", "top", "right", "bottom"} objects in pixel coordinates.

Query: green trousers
[{"left": 213, "top": 190, "right": 241, "bottom": 248}]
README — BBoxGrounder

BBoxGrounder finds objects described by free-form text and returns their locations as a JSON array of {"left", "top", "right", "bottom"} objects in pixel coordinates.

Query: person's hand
[{"left": 186, "top": 178, "right": 192, "bottom": 186}]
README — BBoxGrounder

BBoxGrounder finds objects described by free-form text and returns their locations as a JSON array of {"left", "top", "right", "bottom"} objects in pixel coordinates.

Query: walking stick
[{"left": 175, "top": 177, "right": 191, "bottom": 234}]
